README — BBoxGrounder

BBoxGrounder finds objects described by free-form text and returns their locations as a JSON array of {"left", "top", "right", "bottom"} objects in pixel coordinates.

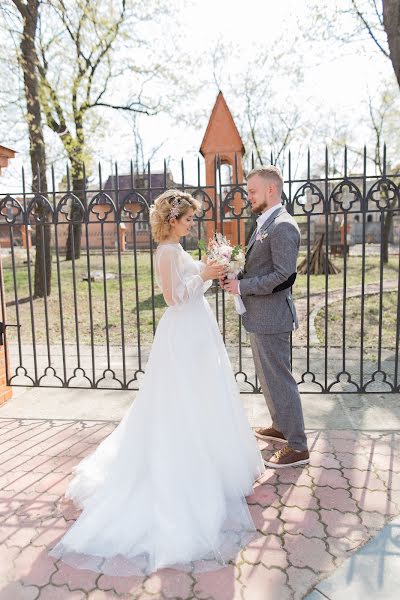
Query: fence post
[{"left": 0, "top": 243, "right": 12, "bottom": 405}]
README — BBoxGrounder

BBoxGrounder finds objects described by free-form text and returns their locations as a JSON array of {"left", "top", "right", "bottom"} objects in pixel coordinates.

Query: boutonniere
[{"left": 256, "top": 230, "right": 269, "bottom": 243}]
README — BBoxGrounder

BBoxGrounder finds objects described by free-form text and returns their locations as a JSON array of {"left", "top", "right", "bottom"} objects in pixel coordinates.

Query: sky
[{"left": 0, "top": 0, "right": 395, "bottom": 193}]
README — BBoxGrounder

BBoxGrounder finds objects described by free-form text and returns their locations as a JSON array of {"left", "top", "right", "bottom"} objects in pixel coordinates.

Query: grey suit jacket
[{"left": 239, "top": 206, "right": 300, "bottom": 334}]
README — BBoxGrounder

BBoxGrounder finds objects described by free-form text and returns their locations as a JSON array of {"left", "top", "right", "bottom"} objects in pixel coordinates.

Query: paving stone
[
  {"left": 57, "top": 499, "right": 82, "bottom": 521},
  {"left": 307, "top": 435, "right": 335, "bottom": 455},
  {"left": 13, "top": 545, "right": 57, "bottom": 587},
  {"left": 15, "top": 455, "right": 55, "bottom": 474},
  {"left": 37, "top": 584, "right": 86, "bottom": 600},
  {"left": 277, "top": 468, "right": 313, "bottom": 487},
  {"left": 50, "top": 456, "right": 81, "bottom": 474},
  {"left": 335, "top": 451, "right": 373, "bottom": 470},
  {"left": 369, "top": 439, "right": 399, "bottom": 457},
  {"left": 3, "top": 472, "right": 44, "bottom": 494},
  {"left": 241, "top": 533, "right": 288, "bottom": 569},
  {"left": 250, "top": 505, "right": 284, "bottom": 535},
  {"left": 326, "top": 535, "right": 366, "bottom": 559},
  {"left": 6, "top": 522, "right": 37, "bottom": 547},
  {"left": 0, "top": 489, "right": 22, "bottom": 517},
  {"left": 0, "top": 544, "right": 20, "bottom": 584},
  {"left": 280, "top": 506, "right": 325, "bottom": 539},
  {"left": 238, "top": 563, "right": 291, "bottom": 600},
  {"left": 277, "top": 484, "right": 319, "bottom": 510},
  {"left": 33, "top": 472, "right": 70, "bottom": 495},
  {"left": 193, "top": 565, "right": 239, "bottom": 600},
  {"left": 328, "top": 431, "right": 359, "bottom": 442},
  {"left": 284, "top": 534, "right": 335, "bottom": 572},
  {"left": 153, "top": 569, "right": 193, "bottom": 599},
  {"left": 350, "top": 487, "right": 394, "bottom": 514},
  {"left": 375, "top": 469, "right": 400, "bottom": 491},
  {"left": 327, "top": 438, "right": 365, "bottom": 454},
  {"left": 0, "top": 454, "right": 38, "bottom": 474},
  {"left": 15, "top": 494, "right": 60, "bottom": 521},
  {"left": 342, "top": 467, "right": 386, "bottom": 490},
  {"left": 51, "top": 560, "right": 99, "bottom": 592},
  {"left": 0, "top": 470, "right": 29, "bottom": 491},
  {"left": 369, "top": 452, "right": 400, "bottom": 473},
  {"left": 0, "top": 581, "right": 39, "bottom": 600},
  {"left": 88, "top": 591, "right": 128, "bottom": 600},
  {"left": 308, "top": 452, "right": 342, "bottom": 470},
  {"left": 314, "top": 486, "right": 358, "bottom": 512},
  {"left": 97, "top": 573, "right": 145, "bottom": 595},
  {"left": 0, "top": 513, "right": 19, "bottom": 545},
  {"left": 309, "top": 467, "right": 348, "bottom": 489},
  {"left": 245, "top": 483, "right": 280, "bottom": 507},
  {"left": 287, "top": 566, "right": 319, "bottom": 600},
  {"left": 358, "top": 510, "right": 386, "bottom": 532},
  {"left": 31, "top": 516, "right": 69, "bottom": 547},
  {"left": 320, "top": 509, "right": 367, "bottom": 540}
]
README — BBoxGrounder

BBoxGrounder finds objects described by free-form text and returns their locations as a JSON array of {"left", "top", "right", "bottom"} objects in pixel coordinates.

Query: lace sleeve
[{"left": 156, "top": 246, "right": 206, "bottom": 306}]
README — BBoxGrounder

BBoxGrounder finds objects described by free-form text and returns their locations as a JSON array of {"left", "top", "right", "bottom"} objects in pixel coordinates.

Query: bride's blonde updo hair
[{"left": 149, "top": 189, "right": 202, "bottom": 243}]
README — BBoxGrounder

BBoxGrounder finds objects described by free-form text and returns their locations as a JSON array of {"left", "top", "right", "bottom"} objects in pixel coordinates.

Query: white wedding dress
[{"left": 49, "top": 242, "right": 265, "bottom": 576}]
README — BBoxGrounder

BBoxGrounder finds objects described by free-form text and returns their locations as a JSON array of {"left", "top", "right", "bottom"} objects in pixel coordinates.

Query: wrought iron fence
[{"left": 0, "top": 148, "right": 399, "bottom": 393}]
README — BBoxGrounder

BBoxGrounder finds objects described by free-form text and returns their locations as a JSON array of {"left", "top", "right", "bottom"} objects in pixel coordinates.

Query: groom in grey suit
[{"left": 222, "top": 165, "right": 309, "bottom": 468}]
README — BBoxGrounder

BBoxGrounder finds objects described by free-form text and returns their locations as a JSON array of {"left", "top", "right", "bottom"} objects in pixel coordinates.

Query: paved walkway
[
  {"left": 0, "top": 389, "right": 399, "bottom": 599},
  {"left": 305, "top": 514, "right": 400, "bottom": 599}
]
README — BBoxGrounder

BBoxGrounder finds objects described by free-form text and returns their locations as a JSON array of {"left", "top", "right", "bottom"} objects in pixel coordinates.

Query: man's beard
[{"left": 251, "top": 199, "right": 269, "bottom": 214}]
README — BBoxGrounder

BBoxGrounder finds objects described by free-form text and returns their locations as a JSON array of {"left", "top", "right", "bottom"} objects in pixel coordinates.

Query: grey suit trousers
[{"left": 249, "top": 331, "right": 307, "bottom": 451}]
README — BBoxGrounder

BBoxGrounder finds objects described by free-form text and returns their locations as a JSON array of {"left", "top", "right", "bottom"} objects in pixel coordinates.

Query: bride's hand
[{"left": 201, "top": 260, "right": 226, "bottom": 281}]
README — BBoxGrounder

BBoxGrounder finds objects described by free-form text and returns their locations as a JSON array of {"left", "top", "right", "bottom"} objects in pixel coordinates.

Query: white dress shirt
[
  {"left": 255, "top": 203, "right": 282, "bottom": 232},
  {"left": 237, "top": 203, "right": 282, "bottom": 295}
]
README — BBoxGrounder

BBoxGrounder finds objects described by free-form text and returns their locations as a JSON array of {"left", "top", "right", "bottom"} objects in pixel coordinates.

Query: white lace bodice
[{"left": 155, "top": 243, "right": 212, "bottom": 306}]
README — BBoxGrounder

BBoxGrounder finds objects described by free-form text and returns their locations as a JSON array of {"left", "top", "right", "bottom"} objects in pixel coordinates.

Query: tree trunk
[
  {"left": 65, "top": 171, "right": 85, "bottom": 261},
  {"left": 17, "top": 0, "right": 52, "bottom": 297},
  {"left": 383, "top": 0, "right": 400, "bottom": 88},
  {"left": 382, "top": 209, "right": 394, "bottom": 263}
]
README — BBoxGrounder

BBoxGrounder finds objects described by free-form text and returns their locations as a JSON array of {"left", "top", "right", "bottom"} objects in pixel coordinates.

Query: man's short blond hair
[{"left": 247, "top": 165, "right": 284, "bottom": 196}]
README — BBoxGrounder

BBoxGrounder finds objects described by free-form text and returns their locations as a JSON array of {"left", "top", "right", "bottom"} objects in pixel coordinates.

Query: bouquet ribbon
[{"left": 226, "top": 273, "right": 247, "bottom": 315}]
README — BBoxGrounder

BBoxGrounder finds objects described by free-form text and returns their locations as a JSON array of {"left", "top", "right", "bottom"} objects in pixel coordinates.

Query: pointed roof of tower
[
  {"left": 200, "top": 91, "right": 244, "bottom": 157},
  {"left": 0, "top": 145, "right": 16, "bottom": 175}
]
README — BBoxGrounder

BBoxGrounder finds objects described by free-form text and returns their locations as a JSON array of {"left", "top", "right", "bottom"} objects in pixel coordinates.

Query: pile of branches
[{"left": 297, "top": 234, "right": 341, "bottom": 275}]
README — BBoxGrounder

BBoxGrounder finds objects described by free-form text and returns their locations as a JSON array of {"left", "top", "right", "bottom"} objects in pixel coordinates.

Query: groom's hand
[{"left": 223, "top": 279, "right": 239, "bottom": 295}]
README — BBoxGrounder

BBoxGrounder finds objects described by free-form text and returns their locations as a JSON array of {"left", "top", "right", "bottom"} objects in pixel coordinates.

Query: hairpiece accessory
[{"left": 166, "top": 197, "right": 181, "bottom": 222}]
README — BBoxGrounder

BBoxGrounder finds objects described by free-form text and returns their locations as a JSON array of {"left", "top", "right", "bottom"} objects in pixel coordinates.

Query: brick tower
[
  {"left": 200, "top": 92, "right": 246, "bottom": 245},
  {"left": 0, "top": 145, "right": 15, "bottom": 405}
]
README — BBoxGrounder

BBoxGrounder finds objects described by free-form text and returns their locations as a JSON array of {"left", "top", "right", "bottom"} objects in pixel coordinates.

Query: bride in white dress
[{"left": 49, "top": 189, "right": 265, "bottom": 576}]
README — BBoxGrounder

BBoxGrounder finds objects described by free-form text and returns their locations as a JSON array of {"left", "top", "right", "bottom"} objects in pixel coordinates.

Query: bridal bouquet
[{"left": 198, "top": 233, "right": 247, "bottom": 315}]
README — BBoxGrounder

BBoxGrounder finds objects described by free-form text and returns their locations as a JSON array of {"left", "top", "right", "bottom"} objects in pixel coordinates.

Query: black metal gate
[{"left": 0, "top": 150, "right": 399, "bottom": 393}]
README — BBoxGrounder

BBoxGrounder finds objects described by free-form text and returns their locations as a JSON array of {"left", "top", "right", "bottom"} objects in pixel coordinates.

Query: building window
[{"left": 137, "top": 214, "right": 149, "bottom": 230}]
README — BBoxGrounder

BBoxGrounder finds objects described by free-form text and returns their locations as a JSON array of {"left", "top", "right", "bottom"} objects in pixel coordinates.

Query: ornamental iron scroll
[
  {"left": 27, "top": 194, "right": 54, "bottom": 223},
  {"left": 367, "top": 178, "right": 399, "bottom": 210},
  {"left": 222, "top": 186, "right": 248, "bottom": 218},
  {"left": 293, "top": 182, "right": 324, "bottom": 215},
  {"left": 57, "top": 192, "right": 86, "bottom": 223},
  {"left": 0, "top": 195, "right": 24, "bottom": 224},
  {"left": 331, "top": 180, "right": 362, "bottom": 212},
  {"left": 88, "top": 192, "right": 116, "bottom": 222},
  {"left": 119, "top": 191, "right": 149, "bottom": 222},
  {"left": 191, "top": 188, "right": 216, "bottom": 220}
]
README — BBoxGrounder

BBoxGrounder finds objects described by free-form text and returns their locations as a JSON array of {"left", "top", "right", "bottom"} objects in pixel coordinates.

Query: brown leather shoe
[
  {"left": 255, "top": 427, "right": 287, "bottom": 443},
  {"left": 264, "top": 445, "right": 309, "bottom": 468}
]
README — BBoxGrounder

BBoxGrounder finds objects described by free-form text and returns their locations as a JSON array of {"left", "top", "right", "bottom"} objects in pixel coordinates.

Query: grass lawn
[
  {"left": 314, "top": 291, "right": 399, "bottom": 352},
  {"left": 1, "top": 248, "right": 398, "bottom": 348}
]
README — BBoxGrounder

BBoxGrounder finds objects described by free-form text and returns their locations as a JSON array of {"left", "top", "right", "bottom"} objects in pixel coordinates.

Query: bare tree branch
[{"left": 351, "top": 0, "right": 390, "bottom": 58}]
